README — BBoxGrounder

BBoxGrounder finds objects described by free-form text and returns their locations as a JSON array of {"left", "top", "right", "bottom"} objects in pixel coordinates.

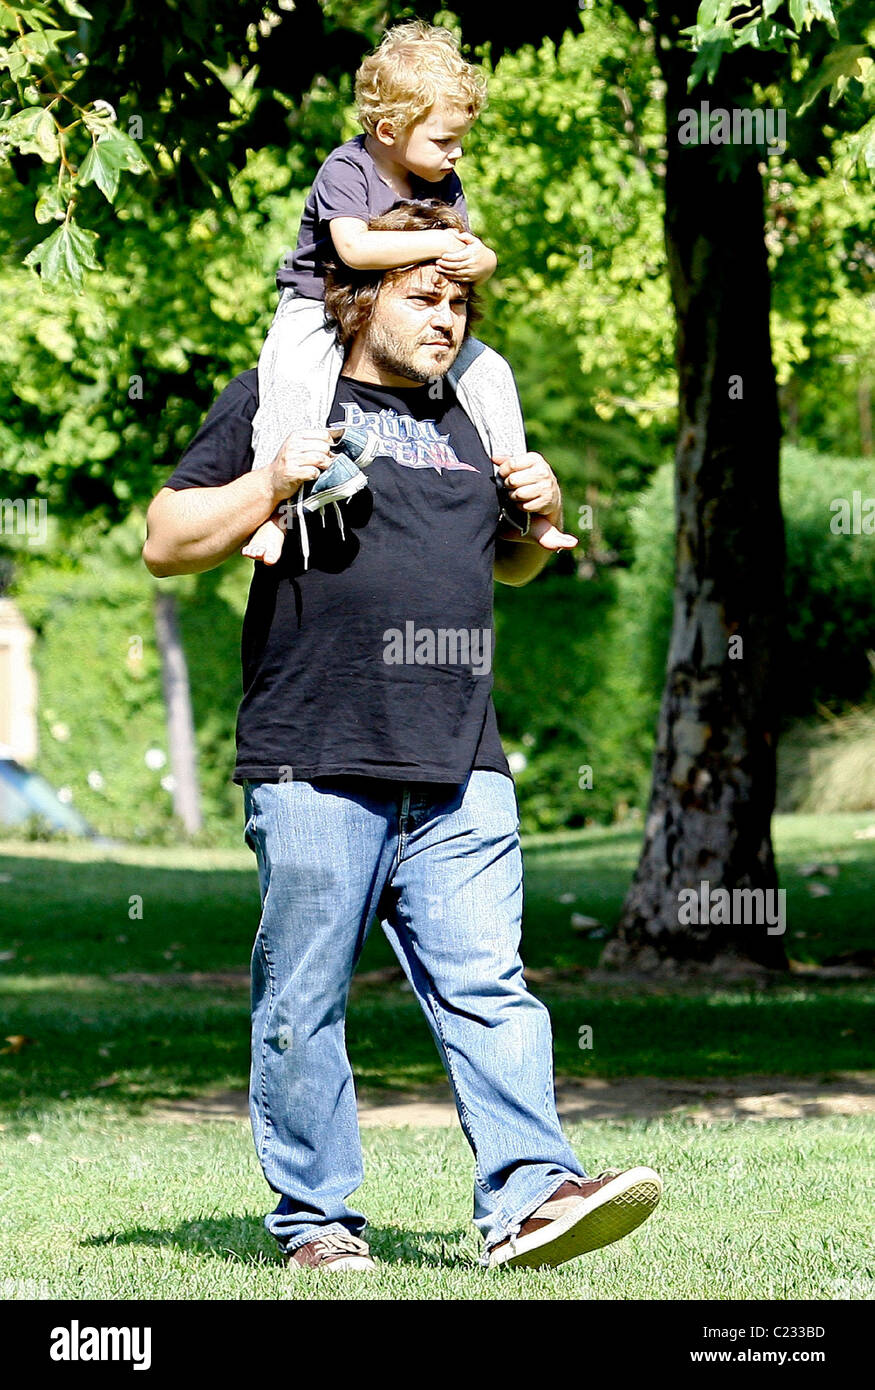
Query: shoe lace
[
  {"left": 290, "top": 493, "right": 347, "bottom": 572},
  {"left": 295, "top": 486, "right": 310, "bottom": 571},
  {"left": 311, "top": 1231, "right": 370, "bottom": 1261}
]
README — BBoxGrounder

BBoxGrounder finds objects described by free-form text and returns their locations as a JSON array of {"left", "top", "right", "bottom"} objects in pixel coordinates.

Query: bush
[
  {"left": 10, "top": 514, "right": 251, "bottom": 845},
  {"left": 781, "top": 448, "right": 875, "bottom": 712},
  {"left": 619, "top": 446, "right": 875, "bottom": 723}
]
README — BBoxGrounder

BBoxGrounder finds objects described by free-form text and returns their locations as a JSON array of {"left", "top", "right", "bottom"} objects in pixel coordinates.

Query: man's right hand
[{"left": 268, "top": 429, "right": 335, "bottom": 502}]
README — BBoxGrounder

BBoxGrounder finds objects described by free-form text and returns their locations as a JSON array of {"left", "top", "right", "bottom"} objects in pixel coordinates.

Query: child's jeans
[
  {"left": 242, "top": 770, "right": 588, "bottom": 1265},
  {"left": 251, "top": 292, "right": 343, "bottom": 475}
]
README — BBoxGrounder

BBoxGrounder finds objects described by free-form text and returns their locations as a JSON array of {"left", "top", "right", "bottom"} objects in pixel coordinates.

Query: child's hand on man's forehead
[{"left": 401, "top": 263, "right": 472, "bottom": 297}]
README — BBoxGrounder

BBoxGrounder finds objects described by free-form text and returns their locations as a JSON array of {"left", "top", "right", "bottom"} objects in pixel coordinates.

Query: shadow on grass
[
  {"left": 82, "top": 1219, "right": 471, "bottom": 1269},
  {"left": 2, "top": 827, "right": 874, "bottom": 1119},
  {"left": 2, "top": 978, "right": 873, "bottom": 1120}
]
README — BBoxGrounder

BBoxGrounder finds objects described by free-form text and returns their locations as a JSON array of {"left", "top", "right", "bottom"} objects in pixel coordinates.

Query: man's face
[
  {"left": 391, "top": 103, "right": 472, "bottom": 182},
  {"left": 364, "top": 264, "right": 469, "bottom": 384}
]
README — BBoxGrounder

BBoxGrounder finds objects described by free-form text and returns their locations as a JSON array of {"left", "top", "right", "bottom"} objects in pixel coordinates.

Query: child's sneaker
[
  {"left": 494, "top": 470, "right": 531, "bottom": 537},
  {"left": 302, "top": 425, "right": 379, "bottom": 513},
  {"left": 290, "top": 424, "right": 380, "bottom": 568}
]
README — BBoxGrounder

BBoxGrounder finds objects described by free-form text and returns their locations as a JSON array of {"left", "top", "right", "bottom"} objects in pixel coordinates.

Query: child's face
[{"left": 381, "top": 103, "right": 473, "bottom": 182}]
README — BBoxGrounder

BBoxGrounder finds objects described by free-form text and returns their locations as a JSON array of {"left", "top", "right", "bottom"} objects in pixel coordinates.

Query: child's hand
[
  {"left": 436, "top": 232, "right": 495, "bottom": 283},
  {"left": 497, "top": 512, "right": 579, "bottom": 550}
]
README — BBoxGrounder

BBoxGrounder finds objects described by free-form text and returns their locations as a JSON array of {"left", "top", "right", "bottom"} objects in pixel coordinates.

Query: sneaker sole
[
  {"left": 488, "top": 1166, "right": 662, "bottom": 1270},
  {"left": 286, "top": 1255, "right": 378, "bottom": 1273},
  {"left": 302, "top": 470, "right": 369, "bottom": 513}
]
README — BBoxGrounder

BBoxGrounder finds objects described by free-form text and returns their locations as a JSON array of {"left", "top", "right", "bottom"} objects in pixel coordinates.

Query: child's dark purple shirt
[{"left": 278, "top": 134, "right": 469, "bottom": 299}]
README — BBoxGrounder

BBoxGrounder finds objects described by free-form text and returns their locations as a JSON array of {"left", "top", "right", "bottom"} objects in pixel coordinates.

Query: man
[{"left": 142, "top": 202, "right": 662, "bottom": 1273}]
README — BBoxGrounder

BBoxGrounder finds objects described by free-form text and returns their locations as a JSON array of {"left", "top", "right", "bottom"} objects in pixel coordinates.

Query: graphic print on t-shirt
[{"left": 329, "top": 399, "right": 479, "bottom": 474}]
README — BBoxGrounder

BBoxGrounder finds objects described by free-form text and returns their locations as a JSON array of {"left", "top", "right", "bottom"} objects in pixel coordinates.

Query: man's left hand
[{"left": 494, "top": 452, "right": 562, "bottom": 522}]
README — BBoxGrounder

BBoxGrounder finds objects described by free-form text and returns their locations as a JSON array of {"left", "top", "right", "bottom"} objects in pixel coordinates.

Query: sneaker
[
  {"left": 302, "top": 425, "right": 379, "bottom": 513},
  {"left": 285, "top": 1230, "right": 377, "bottom": 1272},
  {"left": 290, "top": 425, "right": 380, "bottom": 569},
  {"left": 487, "top": 1166, "right": 662, "bottom": 1270},
  {"left": 494, "top": 469, "right": 531, "bottom": 537}
]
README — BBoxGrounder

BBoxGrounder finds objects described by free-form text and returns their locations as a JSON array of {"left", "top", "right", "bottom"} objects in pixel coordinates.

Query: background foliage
[{"left": 2, "top": 4, "right": 874, "bottom": 841}]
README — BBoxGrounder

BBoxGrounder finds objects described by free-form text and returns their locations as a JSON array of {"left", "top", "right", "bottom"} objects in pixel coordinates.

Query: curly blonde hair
[{"left": 355, "top": 20, "right": 487, "bottom": 136}]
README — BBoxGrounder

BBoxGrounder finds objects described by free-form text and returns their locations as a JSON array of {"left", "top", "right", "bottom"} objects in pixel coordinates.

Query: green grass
[
  {"left": 1, "top": 813, "right": 873, "bottom": 1115},
  {"left": 1, "top": 813, "right": 873, "bottom": 1299},
  {"left": 0, "top": 1109, "right": 871, "bottom": 1300}
]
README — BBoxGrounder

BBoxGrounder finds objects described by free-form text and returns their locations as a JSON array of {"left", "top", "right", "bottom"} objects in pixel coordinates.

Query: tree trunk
[
  {"left": 154, "top": 590, "right": 202, "bottom": 836},
  {"left": 602, "top": 11, "right": 788, "bottom": 972}
]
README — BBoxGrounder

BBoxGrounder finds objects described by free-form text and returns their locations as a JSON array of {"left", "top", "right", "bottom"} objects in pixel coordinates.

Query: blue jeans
[{"left": 241, "top": 770, "right": 587, "bottom": 1265}]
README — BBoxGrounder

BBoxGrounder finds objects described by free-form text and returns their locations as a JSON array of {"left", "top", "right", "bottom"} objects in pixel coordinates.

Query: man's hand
[
  {"left": 142, "top": 429, "right": 337, "bottom": 579},
  {"left": 493, "top": 452, "right": 578, "bottom": 585},
  {"left": 494, "top": 452, "right": 565, "bottom": 525},
  {"left": 268, "top": 428, "right": 335, "bottom": 501},
  {"left": 435, "top": 232, "right": 497, "bottom": 284}
]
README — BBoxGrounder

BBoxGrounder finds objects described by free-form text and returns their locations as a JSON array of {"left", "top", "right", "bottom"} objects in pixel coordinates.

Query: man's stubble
[{"left": 366, "top": 313, "right": 462, "bottom": 387}]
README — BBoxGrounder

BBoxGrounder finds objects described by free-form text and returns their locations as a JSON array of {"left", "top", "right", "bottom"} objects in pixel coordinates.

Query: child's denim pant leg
[{"left": 250, "top": 292, "right": 342, "bottom": 473}]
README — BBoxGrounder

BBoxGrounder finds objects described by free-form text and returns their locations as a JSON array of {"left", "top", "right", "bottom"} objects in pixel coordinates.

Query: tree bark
[
  {"left": 603, "top": 10, "right": 788, "bottom": 972},
  {"left": 154, "top": 590, "right": 202, "bottom": 836}
]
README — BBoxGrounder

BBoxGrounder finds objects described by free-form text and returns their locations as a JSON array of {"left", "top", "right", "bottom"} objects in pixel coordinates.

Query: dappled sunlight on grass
[{"left": 1, "top": 813, "right": 873, "bottom": 1122}]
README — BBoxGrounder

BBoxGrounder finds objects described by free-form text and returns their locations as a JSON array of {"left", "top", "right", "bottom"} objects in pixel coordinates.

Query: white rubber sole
[
  {"left": 319, "top": 1255, "right": 378, "bottom": 1272},
  {"left": 488, "top": 1166, "right": 663, "bottom": 1270},
  {"left": 302, "top": 470, "right": 369, "bottom": 513},
  {"left": 287, "top": 1254, "right": 378, "bottom": 1273}
]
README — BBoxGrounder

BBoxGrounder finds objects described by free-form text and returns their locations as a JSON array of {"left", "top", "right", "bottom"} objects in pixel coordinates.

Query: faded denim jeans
[{"left": 242, "top": 770, "right": 587, "bottom": 1265}]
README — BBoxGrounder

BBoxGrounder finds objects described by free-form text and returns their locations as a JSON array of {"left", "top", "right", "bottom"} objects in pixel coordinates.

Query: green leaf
[
  {"left": 23, "top": 218, "right": 100, "bottom": 289},
  {"left": 843, "top": 114, "right": 875, "bottom": 184},
  {"left": 806, "top": 0, "right": 837, "bottom": 29},
  {"left": 34, "top": 182, "right": 67, "bottom": 223},
  {"left": 78, "top": 137, "right": 121, "bottom": 201},
  {"left": 792, "top": 0, "right": 839, "bottom": 34},
  {"left": 1, "top": 104, "right": 59, "bottom": 161},
  {"left": 695, "top": 0, "right": 733, "bottom": 25},
  {"left": 0, "top": 27, "right": 74, "bottom": 78},
  {"left": 796, "top": 46, "right": 870, "bottom": 115},
  {"left": 78, "top": 126, "right": 149, "bottom": 202},
  {"left": 687, "top": 37, "right": 731, "bottom": 89},
  {"left": 15, "top": 26, "right": 75, "bottom": 60},
  {"left": 58, "top": 0, "right": 92, "bottom": 16},
  {"left": 0, "top": 41, "right": 28, "bottom": 80},
  {"left": 0, "top": 3, "right": 57, "bottom": 27}
]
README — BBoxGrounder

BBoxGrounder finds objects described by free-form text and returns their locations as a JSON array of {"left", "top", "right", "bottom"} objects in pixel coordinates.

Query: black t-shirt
[{"left": 163, "top": 370, "right": 512, "bottom": 787}]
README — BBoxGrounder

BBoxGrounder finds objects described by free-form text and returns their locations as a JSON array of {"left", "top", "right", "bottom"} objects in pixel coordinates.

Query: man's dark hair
[{"left": 323, "top": 199, "right": 482, "bottom": 348}]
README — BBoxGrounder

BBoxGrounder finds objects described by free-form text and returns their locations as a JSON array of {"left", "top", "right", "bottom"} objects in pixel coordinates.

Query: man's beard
[{"left": 367, "top": 319, "right": 459, "bottom": 384}]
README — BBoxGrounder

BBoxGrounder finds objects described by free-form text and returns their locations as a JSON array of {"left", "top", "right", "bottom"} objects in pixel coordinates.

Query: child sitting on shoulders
[{"left": 243, "top": 20, "right": 574, "bottom": 566}]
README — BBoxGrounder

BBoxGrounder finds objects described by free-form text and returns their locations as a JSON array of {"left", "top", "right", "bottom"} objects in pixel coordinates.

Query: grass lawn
[
  {"left": 0, "top": 1110, "right": 870, "bottom": 1300},
  {"left": 1, "top": 811, "right": 872, "bottom": 1111},
  {"left": 0, "top": 811, "right": 872, "bottom": 1299}
]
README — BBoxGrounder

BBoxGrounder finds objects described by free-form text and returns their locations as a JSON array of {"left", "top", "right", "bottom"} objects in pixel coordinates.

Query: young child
[{"left": 242, "top": 20, "right": 575, "bottom": 567}]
